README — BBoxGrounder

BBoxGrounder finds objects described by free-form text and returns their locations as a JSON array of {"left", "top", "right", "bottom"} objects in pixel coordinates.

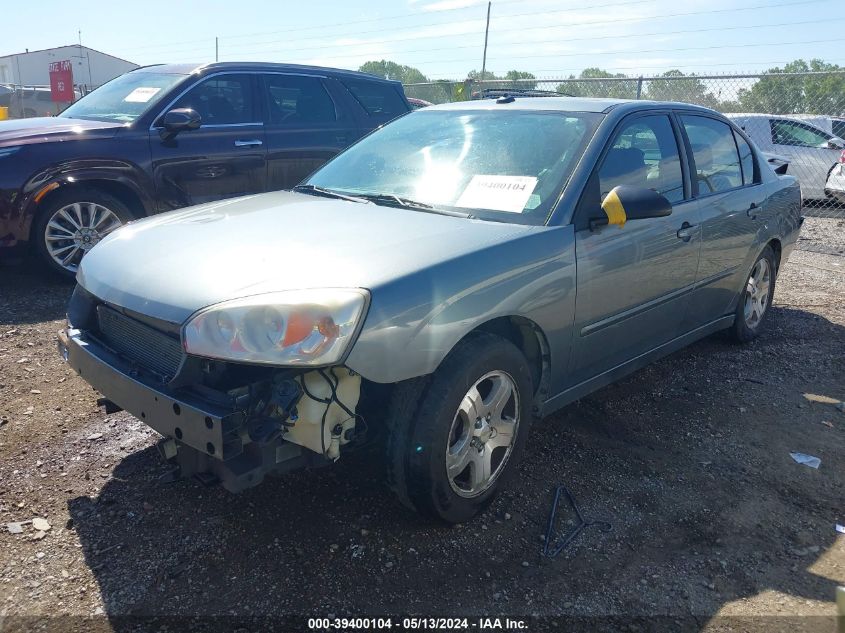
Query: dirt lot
[{"left": 1, "top": 217, "right": 843, "bottom": 632}]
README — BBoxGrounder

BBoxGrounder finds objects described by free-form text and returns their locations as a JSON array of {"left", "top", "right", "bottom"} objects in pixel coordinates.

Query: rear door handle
[
  {"left": 234, "top": 139, "right": 263, "bottom": 147},
  {"left": 676, "top": 222, "right": 698, "bottom": 242},
  {"left": 747, "top": 202, "right": 758, "bottom": 219}
]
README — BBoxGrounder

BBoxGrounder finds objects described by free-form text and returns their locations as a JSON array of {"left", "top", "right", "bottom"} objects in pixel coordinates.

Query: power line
[
  {"left": 123, "top": 0, "right": 824, "bottom": 58},
  {"left": 117, "top": 0, "right": 655, "bottom": 53},
  {"left": 250, "top": 37, "right": 840, "bottom": 68},
  {"left": 157, "top": 16, "right": 844, "bottom": 62},
  {"left": 218, "top": 0, "right": 828, "bottom": 58}
]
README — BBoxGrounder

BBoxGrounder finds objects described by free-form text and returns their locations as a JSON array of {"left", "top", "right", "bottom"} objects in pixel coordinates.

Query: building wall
[{"left": 0, "top": 46, "right": 138, "bottom": 88}]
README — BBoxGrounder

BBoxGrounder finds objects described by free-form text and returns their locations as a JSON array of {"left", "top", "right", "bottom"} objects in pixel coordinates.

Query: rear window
[{"left": 343, "top": 79, "right": 407, "bottom": 118}]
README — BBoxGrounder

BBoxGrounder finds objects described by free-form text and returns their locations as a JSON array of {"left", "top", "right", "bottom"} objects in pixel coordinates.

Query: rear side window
[
  {"left": 263, "top": 74, "right": 337, "bottom": 125},
  {"left": 598, "top": 115, "right": 685, "bottom": 203},
  {"left": 734, "top": 132, "right": 757, "bottom": 186},
  {"left": 681, "top": 115, "right": 742, "bottom": 194},
  {"left": 343, "top": 79, "right": 406, "bottom": 118},
  {"left": 832, "top": 119, "right": 845, "bottom": 139},
  {"left": 770, "top": 119, "right": 830, "bottom": 147},
  {"left": 173, "top": 74, "right": 255, "bottom": 126}
]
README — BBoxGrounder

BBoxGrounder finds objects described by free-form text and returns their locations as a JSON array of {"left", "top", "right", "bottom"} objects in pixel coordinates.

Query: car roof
[
  {"left": 131, "top": 62, "right": 397, "bottom": 83},
  {"left": 426, "top": 96, "right": 719, "bottom": 115}
]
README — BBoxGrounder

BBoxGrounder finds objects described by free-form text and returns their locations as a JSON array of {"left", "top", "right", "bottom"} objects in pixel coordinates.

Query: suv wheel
[
  {"left": 386, "top": 332, "right": 533, "bottom": 523},
  {"left": 33, "top": 188, "right": 134, "bottom": 279}
]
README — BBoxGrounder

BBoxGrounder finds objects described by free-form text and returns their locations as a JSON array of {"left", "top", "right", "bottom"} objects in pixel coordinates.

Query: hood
[
  {"left": 78, "top": 191, "right": 533, "bottom": 324},
  {"left": 0, "top": 117, "right": 123, "bottom": 146}
]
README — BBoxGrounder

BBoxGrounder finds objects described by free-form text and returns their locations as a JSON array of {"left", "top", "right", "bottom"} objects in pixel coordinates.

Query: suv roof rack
[{"left": 473, "top": 88, "right": 572, "bottom": 100}]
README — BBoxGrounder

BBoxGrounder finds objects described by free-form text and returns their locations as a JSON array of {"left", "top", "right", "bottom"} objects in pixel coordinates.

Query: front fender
[
  {"left": 16, "top": 159, "right": 156, "bottom": 242},
  {"left": 345, "top": 225, "right": 577, "bottom": 386}
]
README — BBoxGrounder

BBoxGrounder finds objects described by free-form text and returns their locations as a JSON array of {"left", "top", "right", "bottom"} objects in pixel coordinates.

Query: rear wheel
[
  {"left": 33, "top": 188, "right": 133, "bottom": 279},
  {"left": 386, "top": 333, "right": 533, "bottom": 523},
  {"left": 729, "top": 245, "right": 776, "bottom": 343}
]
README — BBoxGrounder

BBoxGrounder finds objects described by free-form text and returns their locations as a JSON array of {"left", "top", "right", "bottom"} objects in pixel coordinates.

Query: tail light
[{"left": 839, "top": 150, "right": 845, "bottom": 164}]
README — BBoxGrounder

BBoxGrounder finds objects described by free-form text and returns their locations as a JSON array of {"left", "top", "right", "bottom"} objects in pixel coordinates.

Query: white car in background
[
  {"left": 826, "top": 154, "right": 845, "bottom": 203},
  {"left": 726, "top": 113, "right": 844, "bottom": 200},
  {"left": 789, "top": 114, "right": 845, "bottom": 139}
]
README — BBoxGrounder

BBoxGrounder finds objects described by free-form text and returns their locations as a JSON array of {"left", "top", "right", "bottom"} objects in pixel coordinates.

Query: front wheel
[
  {"left": 386, "top": 333, "right": 533, "bottom": 523},
  {"left": 729, "top": 245, "right": 776, "bottom": 343},
  {"left": 33, "top": 188, "right": 134, "bottom": 279}
]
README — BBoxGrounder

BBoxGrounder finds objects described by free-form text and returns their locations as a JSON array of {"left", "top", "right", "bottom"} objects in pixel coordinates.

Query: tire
[
  {"left": 386, "top": 332, "right": 533, "bottom": 523},
  {"left": 32, "top": 187, "right": 134, "bottom": 280},
  {"left": 729, "top": 245, "right": 776, "bottom": 343}
]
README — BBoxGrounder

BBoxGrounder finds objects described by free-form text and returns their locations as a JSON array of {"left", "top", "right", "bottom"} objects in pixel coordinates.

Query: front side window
[
  {"left": 60, "top": 71, "right": 186, "bottom": 123},
  {"left": 306, "top": 110, "right": 602, "bottom": 224},
  {"left": 343, "top": 79, "right": 407, "bottom": 118},
  {"left": 264, "top": 75, "right": 337, "bottom": 125},
  {"left": 598, "top": 115, "right": 685, "bottom": 203},
  {"left": 770, "top": 119, "right": 831, "bottom": 147},
  {"left": 681, "top": 115, "right": 742, "bottom": 194},
  {"left": 173, "top": 75, "right": 255, "bottom": 126}
]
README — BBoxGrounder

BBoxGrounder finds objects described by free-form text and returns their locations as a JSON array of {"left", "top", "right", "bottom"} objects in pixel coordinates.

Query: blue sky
[{"left": 3, "top": 0, "right": 840, "bottom": 79}]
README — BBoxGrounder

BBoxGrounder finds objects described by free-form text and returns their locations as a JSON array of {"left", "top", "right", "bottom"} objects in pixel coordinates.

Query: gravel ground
[{"left": 1, "top": 218, "right": 843, "bottom": 632}]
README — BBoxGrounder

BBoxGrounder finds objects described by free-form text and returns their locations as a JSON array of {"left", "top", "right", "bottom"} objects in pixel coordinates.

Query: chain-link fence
[
  {"left": 404, "top": 71, "right": 845, "bottom": 217},
  {"left": 0, "top": 84, "right": 89, "bottom": 120}
]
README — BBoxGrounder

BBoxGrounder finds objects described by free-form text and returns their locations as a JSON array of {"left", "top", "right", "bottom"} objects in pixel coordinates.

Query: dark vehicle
[
  {"left": 0, "top": 62, "right": 411, "bottom": 276},
  {"left": 407, "top": 97, "right": 433, "bottom": 109}
]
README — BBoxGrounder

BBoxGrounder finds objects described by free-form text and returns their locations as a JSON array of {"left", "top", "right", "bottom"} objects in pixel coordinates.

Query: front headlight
[{"left": 183, "top": 289, "right": 369, "bottom": 366}]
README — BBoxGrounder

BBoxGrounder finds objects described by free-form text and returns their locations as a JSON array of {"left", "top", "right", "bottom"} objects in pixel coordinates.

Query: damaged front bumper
[{"left": 57, "top": 327, "right": 338, "bottom": 492}]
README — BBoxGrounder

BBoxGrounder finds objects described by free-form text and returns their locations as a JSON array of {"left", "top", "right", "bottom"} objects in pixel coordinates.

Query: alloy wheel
[
  {"left": 44, "top": 201, "right": 123, "bottom": 273},
  {"left": 744, "top": 258, "right": 771, "bottom": 329},
  {"left": 446, "top": 370, "right": 520, "bottom": 498}
]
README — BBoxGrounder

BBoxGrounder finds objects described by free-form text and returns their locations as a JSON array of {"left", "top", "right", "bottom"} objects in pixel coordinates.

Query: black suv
[{"left": 0, "top": 62, "right": 411, "bottom": 277}]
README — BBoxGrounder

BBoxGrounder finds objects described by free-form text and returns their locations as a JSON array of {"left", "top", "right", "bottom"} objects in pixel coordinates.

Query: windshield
[
  {"left": 306, "top": 109, "right": 602, "bottom": 224},
  {"left": 60, "top": 71, "right": 187, "bottom": 123}
]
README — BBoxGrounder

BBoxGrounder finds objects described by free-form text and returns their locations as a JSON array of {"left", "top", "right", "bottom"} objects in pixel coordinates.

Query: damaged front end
[{"left": 58, "top": 286, "right": 365, "bottom": 492}]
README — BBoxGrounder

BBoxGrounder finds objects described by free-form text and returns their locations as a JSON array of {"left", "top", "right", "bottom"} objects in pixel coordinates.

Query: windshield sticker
[
  {"left": 123, "top": 87, "right": 162, "bottom": 103},
  {"left": 455, "top": 175, "right": 538, "bottom": 213}
]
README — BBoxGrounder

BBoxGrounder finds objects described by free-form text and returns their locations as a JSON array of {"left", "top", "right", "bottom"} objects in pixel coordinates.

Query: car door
[
  {"left": 768, "top": 117, "right": 840, "bottom": 198},
  {"left": 569, "top": 113, "right": 701, "bottom": 385},
  {"left": 149, "top": 73, "right": 267, "bottom": 210},
  {"left": 678, "top": 114, "right": 765, "bottom": 328},
  {"left": 261, "top": 73, "right": 362, "bottom": 191}
]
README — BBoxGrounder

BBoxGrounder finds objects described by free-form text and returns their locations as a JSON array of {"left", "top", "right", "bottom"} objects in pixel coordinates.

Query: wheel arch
[
  {"left": 22, "top": 167, "right": 156, "bottom": 245},
  {"left": 766, "top": 237, "right": 782, "bottom": 274},
  {"left": 459, "top": 315, "right": 551, "bottom": 410}
]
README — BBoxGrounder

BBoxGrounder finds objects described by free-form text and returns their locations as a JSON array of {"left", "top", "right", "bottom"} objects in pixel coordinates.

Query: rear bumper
[{"left": 825, "top": 165, "right": 845, "bottom": 202}]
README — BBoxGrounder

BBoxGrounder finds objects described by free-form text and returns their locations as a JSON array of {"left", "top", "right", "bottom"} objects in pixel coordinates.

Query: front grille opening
[{"left": 95, "top": 305, "right": 184, "bottom": 381}]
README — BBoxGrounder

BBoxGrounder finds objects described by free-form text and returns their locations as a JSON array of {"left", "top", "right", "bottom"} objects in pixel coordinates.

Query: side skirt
[{"left": 540, "top": 315, "right": 735, "bottom": 418}]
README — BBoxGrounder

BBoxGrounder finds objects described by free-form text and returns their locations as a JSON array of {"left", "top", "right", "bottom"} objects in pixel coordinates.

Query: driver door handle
[
  {"left": 676, "top": 222, "right": 699, "bottom": 242},
  {"left": 234, "top": 139, "right": 263, "bottom": 147}
]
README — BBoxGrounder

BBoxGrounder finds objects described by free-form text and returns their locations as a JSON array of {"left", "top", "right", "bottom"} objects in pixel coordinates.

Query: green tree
[
  {"left": 503, "top": 70, "right": 537, "bottom": 90},
  {"left": 466, "top": 69, "right": 499, "bottom": 82},
  {"left": 736, "top": 59, "right": 845, "bottom": 115},
  {"left": 645, "top": 69, "right": 720, "bottom": 108},
  {"left": 556, "top": 68, "right": 638, "bottom": 99},
  {"left": 359, "top": 60, "right": 428, "bottom": 84}
]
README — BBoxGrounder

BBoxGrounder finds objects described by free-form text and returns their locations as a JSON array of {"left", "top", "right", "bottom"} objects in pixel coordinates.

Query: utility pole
[
  {"left": 215, "top": 37, "right": 219, "bottom": 62},
  {"left": 480, "top": 1, "right": 491, "bottom": 84}
]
